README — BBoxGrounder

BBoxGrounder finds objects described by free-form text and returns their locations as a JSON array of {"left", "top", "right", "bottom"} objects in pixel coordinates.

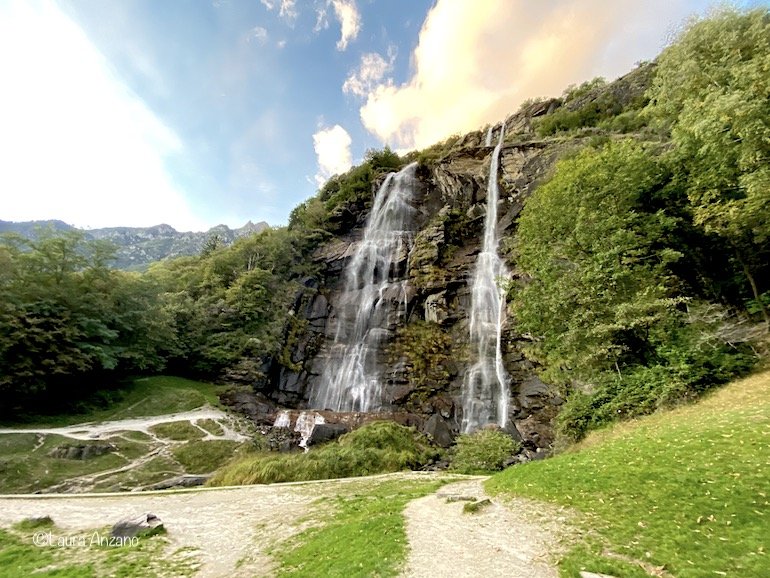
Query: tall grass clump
[
  {"left": 450, "top": 429, "right": 520, "bottom": 474},
  {"left": 208, "top": 421, "right": 440, "bottom": 486}
]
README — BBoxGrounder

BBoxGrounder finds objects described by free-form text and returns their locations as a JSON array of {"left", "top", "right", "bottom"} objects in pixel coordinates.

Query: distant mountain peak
[{"left": 0, "top": 219, "right": 270, "bottom": 270}]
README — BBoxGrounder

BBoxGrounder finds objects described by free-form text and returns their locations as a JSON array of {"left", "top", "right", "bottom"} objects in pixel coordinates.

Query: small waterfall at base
[
  {"left": 311, "top": 163, "right": 419, "bottom": 412},
  {"left": 462, "top": 124, "right": 511, "bottom": 433}
]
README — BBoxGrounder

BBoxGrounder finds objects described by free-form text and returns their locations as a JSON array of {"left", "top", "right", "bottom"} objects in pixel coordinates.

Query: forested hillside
[{"left": 1, "top": 9, "right": 767, "bottom": 448}]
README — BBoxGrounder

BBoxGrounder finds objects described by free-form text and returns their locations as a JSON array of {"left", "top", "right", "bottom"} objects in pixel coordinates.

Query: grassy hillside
[
  {"left": 487, "top": 370, "right": 770, "bottom": 577},
  {"left": 2, "top": 376, "right": 221, "bottom": 428}
]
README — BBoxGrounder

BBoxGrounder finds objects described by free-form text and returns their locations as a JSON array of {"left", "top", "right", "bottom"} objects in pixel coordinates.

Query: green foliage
[
  {"left": 0, "top": 232, "right": 176, "bottom": 414},
  {"left": 148, "top": 420, "right": 206, "bottom": 441},
  {"left": 208, "top": 421, "right": 441, "bottom": 486},
  {"left": 515, "top": 141, "right": 682, "bottom": 381},
  {"left": 450, "top": 429, "right": 520, "bottom": 474},
  {"left": 487, "top": 370, "right": 770, "bottom": 577},
  {"left": 514, "top": 140, "right": 757, "bottom": 439},
  {"left": 647, "top": 7, "right": 770, "bottom": 325},
  {"left": 171, "top": 439, "right": 240, "bottom": 473}
]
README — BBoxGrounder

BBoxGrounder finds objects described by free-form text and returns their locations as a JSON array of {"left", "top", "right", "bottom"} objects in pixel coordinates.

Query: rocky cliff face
[
  {"left": 257, "top": 124, "right": 575, "bottom": 454},
  {"left": 252, "top": 65, "right": 654, "bottom": 455}
]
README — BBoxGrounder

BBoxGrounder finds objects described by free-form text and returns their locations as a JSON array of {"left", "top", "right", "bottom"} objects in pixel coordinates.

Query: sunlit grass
[
  {"left": 487, "top": 370, "right": 770, "bottom": 577},
  {"left": 273, "top": 477, "right": 447, "bottom": 577}
]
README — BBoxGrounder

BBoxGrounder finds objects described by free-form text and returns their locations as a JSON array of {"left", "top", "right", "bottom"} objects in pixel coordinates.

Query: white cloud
[
  {"left": 343, "top": 50, "right": 394, "bottom": 97},
  {"left": 0, "top": 0, "right": 206, "bottom": 230},
  {"left": 331, "top": 0, "right": 361, "bottom": 51},
  {"left": 249, "top": 26, "right": 269, "bottom": 45},
  {"left": 262, "top": 0, "right": 298, "bottom": 24},
  {"left": 279, "top": 0, "right": 298, "bottom": 23},
  {"left": 356, "top": 0, "right": 703, "bottom": 150},
  {"left": 312, "top": 125, "right": 352, "bottom": 186},
  {"left": 314, "top": 5, "right": 329, "bottom": 32}
]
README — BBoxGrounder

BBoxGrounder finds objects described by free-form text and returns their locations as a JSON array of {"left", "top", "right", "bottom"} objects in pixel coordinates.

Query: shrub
[
  {"left": 207, "top": 421, "right": 441, "bottom": 486},
  {"left": 450, "top": 429, "right": 520, "bottom": 474}
]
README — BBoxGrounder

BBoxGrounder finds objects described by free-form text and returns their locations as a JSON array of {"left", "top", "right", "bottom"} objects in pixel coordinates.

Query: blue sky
[{"left": 1, "top": 0, "right": 763, "bottom": 231}]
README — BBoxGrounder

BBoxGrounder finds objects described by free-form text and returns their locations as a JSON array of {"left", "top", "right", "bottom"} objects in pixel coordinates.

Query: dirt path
[
  {"left": 0, "top": 477, "right": 360, "bottom": 577},
  {"left": 1, "top": 473, "right": 571, "bottom": 577},
  {"left": 0, "top": 407, "right": 247, "bottom": 442},
  {"left": 401, "top": 478, "right": 568, "bottom": 578}
]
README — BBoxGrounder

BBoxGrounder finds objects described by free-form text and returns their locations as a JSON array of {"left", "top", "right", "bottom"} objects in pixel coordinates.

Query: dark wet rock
[
  {"left": 306, "top": 423, "right": 349, "bottom": 446},
  {"left": 219, "top": 388, "right": 277, "bottom": 426},
  {"left": 422, "top": 414, "right": 454, "bottom": 448}
]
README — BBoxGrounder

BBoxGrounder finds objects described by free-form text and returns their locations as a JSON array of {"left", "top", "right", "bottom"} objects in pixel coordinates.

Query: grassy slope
[
  {"left": 0, "top": 376, "right": 248, "bottom": 493},
  {"left": 2, "top": 376, "right": 221, "bottom": 428},
  {"left": 487, "top": 370, "right": 770, "bottom": 577}
]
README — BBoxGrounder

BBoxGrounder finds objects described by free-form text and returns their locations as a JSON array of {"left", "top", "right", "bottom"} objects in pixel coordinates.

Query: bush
[
  {"left": 207, "top": 421, "right": 441, "bottom": 486},
  {"left": 450, "top": 429, "right": 520, "bottom": 474}
]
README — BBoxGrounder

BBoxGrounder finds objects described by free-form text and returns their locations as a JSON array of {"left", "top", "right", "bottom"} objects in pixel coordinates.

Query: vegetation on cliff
[{"left": 512, "top": 8, "right": 768, "bottom": 440}]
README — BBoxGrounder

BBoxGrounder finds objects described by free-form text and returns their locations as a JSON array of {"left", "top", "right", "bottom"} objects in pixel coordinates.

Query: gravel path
[
  {"left": 1, "top": 468, "right": 570, "bottom": 577},
  {"left": 0, "top": 479, "right": 341, "bottom": 577},
  {"left": 401, "top": 478, "right": 568, "bottom": 578}
]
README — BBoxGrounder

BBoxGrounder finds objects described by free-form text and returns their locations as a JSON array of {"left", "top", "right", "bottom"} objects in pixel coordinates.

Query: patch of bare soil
[{"left": 401, "top": 478, "right": 571, "bottom": 578}]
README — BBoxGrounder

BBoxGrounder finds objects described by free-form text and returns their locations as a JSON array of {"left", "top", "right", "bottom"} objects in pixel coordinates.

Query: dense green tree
[
  {"left": 513, "top": 141, "right": 756, "bottom": 439},
  {"left": 647, "top": 7, "right": 770, "bottom": 326},
  {"left": 0, "top": 232, "right": 174, "bottom": 413},
  {"left": 515, "top": 141, "right": 682, "bottom": 382}
]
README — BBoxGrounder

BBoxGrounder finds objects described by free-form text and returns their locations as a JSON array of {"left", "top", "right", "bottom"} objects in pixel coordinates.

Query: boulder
[
  {"left": 306, "top": 423, "right": 349, "bottom": 446},
  {"left": 111, "top": 513, "right": 164, "bottom": 539},
  {"left": 422, "top": 414, "right": 454, "bottom": 448}
]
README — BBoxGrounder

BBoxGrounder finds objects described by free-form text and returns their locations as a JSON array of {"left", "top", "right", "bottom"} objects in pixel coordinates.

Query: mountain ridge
[{"left": 0, "top": 219, "right": 269, "bottom": 270}]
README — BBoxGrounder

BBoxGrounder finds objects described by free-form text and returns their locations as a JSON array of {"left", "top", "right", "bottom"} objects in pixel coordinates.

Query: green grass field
[
  {"left": 0, "top": 376, "right": 251, "bottom": 493},
  {"left": 0, "top": 518, "right": 197, "bottom": 578},
  {"left": 487, "top": 370, "right": 770, "bottom": 577},
  {"left": 1, "top": 376, "right": 222, "bottom": 428},
  {"left": 272, "top": 477, "right": 448, "bottom": 577}
]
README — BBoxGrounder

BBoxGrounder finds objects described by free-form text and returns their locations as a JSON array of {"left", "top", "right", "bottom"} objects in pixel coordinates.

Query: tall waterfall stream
[
  {"left": 310, "top": 163, "right": 418, "bottom": 412},
  {"left": 461, "top": 125, "right": 511, "bottom": 432}
]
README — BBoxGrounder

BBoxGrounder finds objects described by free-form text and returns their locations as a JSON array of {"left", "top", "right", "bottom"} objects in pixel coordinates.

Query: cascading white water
[
  {"left": 462, "top": 124, "right": 510, "bottom": 432},
  {"left": 311, "top": 163, "right": 418, "bottom": 412},
  {"left": 484, "top": 125, "right": 494, "bottom": 147}
]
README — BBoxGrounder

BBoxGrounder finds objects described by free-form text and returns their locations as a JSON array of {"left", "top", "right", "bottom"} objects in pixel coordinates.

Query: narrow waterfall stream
[
  {"left": 311, "top": 163, "right": 418, "bottom": 412},
  {"left": 461, "top": 125, "right": 511, "bottom": 432}
]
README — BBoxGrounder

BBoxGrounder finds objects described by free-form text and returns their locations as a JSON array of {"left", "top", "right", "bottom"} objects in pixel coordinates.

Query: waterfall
[
  {"left": 484, "top": 125, "right": 494, "bottom": 147},
  {"left": 311, "top": 163, "right": 419, "bottom": 412},
  {"left": 462, "top": 125, "right": 510, "bottom": 432}
]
